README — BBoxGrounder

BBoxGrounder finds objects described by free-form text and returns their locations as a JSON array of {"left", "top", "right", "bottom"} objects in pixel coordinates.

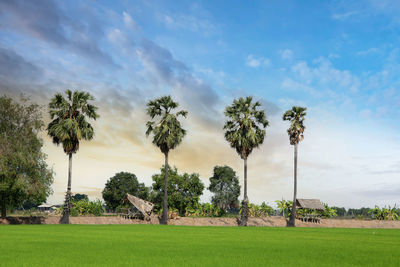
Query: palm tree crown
[
  {"left": 47, "top": 90, "right": 99, "bottom": 154},
  {"left": 282, "top": 106, "right": 306, "bottom": 145},
  {"left": 146, "top": 95, "right": 187, "bottom": 154},
  {"left": 224, "top": 96, "right": 269, "bottom": 159}
]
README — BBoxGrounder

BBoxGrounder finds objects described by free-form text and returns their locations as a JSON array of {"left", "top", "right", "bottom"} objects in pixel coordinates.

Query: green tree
[
  {"left": 72, "top": 193, "right": 89, "bottom": 202},
  {"left": 150, "top": 166, "right": 204, "bottom": 216},
  {"left": 47, "top": 90, "right": 99, "bottom": 224},
  {"left": 283, "top": 106, "right": 307, "bottom": 227},
  {"left": 102, "top": 172, "right": 150, "bottom": 211},
  {"left": 224, "top": 96, "right": 269, "bottom": 226},
  {"left": 208, "top": 165, "right": 240, "bottom": 213},
  {"left": 146, "top": 96, "right": 187, "bottom": 224},
  {"left": 0, "top": 95, "right": 53, "bottom": 218}
]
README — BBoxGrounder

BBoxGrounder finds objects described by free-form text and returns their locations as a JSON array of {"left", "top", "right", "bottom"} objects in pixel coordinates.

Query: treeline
[{"left": 332, "top": 206, "right": 400, "bottom": 220}]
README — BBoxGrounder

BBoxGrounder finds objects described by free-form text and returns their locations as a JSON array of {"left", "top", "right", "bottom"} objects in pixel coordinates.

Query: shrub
[
  {"left": 369, "top": 205, "right": 399, "bottom": 221},
  {"left": 62, "top": 199, "right": 105, "bottom": 216}
]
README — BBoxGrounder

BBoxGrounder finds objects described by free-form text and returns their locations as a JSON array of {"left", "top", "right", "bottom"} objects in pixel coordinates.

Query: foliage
[
  {"left": 61, "top": 199, "right": 105, "bottom": 216},
  {"left": 240, "top": 202, "right": 274, "bottom": 217},
  {"left": 208, "top": 165, "right": 240, "bottom": 212},
  {"left": 275, "top": 200, "right": 293, "bottom": 218},
  {"left": 72, "top": 194, "right": 89, "bottom": 202},
  {"left": 47, "top": 90, "right": 99, "bottom": 155},
  {"left": 223, "top": 96, "right": 269, "bottom": 160},
  {"left": 102, "top": 172, "right": 150, "bottom": 211},
  {"left": 321, "top": 203, "right": 338, "bottom": 218},
  {"left": 145, "top": 95, "right": 187, "bottom": 155},
  {"left": 282, "top": 106, "right": 307, "bottom": 145},
  {"left": 0, "top": 95, "right": 54, "bottom": 218},
  {"left": 369, "top": 205, "right": 399, "bottom": 221},
  {"left": 185, "top": 203, "right": 225, "bottom": 217},
  {"left": 150, "top": 166, "right": 204, "bottom": 216}
]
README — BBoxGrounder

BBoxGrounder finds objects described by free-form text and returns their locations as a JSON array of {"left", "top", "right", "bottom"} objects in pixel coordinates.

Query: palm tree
[
  {"left": 47, "top": 90, "right": 99, "bottom": 224},
  {"left": 283, "top": 106, "right": 307, "bottom": 227},
  {"left": 224, "top": 96, "right": 269, "bottom": 226},
  {"left": 146, "top": 96, "right": 187, "bottom": 225}
]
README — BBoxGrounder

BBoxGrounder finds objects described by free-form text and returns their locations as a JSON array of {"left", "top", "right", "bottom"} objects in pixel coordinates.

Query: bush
[
  {"left": 240, "top": 202, "right": 274, "bottom": 217},
  {"left": 369, "top": 205, "right": 399, "bottom": 221},
  {"left": 185, "top": 203, "right": 224, "bottom": 217},
  {"left": 62, "top": 199, "right": 105, "bottom": 216}
]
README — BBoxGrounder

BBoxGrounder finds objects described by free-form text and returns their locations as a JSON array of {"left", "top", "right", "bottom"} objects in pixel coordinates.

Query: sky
[{"left": 0, "top": 0, "right": 399, "bottom": 208}]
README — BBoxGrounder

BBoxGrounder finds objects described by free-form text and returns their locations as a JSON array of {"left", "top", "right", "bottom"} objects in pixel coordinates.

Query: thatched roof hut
[
  {"left": 126, "top": 193, "right": 154, "bottom": 220},
  {"left": 296, "top": 199, "right": 325, "bottom": 211}
]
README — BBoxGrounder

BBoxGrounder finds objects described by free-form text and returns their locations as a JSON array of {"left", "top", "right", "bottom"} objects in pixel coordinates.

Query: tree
[
  {"left": 0, "top": 95, "right": 53, "bottom": 218},
  {"left": 150, "top": 166, "right": 204, "bottom": 216},
  {"left": 102, "top": 172, "right": 150, "bottom": 211},
  {"left": 72, "top": 193, "right": 89, "bottom": 202},
  {"left": 208, "top": 165, "right": 240, "bottom": 213},
  {"left": 145, "top": 96, "right": 187, "bottom": 224},
  {"left": 223, "top": 96, "right": 269, "bottom": 226},
  {"left": 47, "top": 90, "right": 99, "bottom": 224},
  {"left": 283, "top": 106, "right": 307, "bottom": 227}
]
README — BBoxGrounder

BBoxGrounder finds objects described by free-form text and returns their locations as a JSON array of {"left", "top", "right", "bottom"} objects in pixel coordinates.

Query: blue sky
[{"left": 0, "top": 0, "right": 399, "bottom": 208}]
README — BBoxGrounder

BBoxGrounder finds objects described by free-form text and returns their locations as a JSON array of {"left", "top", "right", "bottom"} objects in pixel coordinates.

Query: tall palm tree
[
  {"left": 146, "top": 95, "right": 187, "bottom": 225},
  {"left": 283, "top": 106, "right": 306, "bottom": 227},
  {"left": 47, "top": 90, "right": 99, "bottom": 224},
  {"left": 224, "top": 96, "right": 269, "bottom": 226}
]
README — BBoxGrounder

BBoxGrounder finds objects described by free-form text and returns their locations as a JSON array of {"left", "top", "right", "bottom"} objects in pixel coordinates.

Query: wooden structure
[
  {"left": 296, "top": 199, "right": 325, "bottom": 223},
  {"left": 119, "top": 193, "right": 154, "bottom": 221}
]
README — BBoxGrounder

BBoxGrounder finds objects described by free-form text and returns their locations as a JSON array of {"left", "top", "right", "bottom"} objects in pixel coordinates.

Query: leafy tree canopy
[
  {"left": 102, "top": 172, "right": 150, "bottom": 211},
  {"left": 282, "top": 106, "right": 307, "bottom": 145},
  {"left": 72, "top": 193, "right": 89, "bottom": 202},
  {"left": 224, "top": 96, "right": 269, "bottom": 159},
  {"left": 151, "top": 166, "right": 204, "bottom": 216},
  {"left": 0, "top": 95, "right": 53, "bottom": 217},
  {"left": 145, "top": 95, "right": 187, "bottom": 154},
  {"left": 208, "top": 165, "right": 240, "bottom": 212}
]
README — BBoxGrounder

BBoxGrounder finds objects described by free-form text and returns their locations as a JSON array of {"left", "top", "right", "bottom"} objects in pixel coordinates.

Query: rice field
[{"left": 0, "top": 225, "right": 399, "bottom": 266}]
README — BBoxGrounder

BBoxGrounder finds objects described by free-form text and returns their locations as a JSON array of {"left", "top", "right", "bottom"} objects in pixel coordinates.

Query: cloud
[
  {"left": 279, "top": 49, "right": 293, "bottom": 60},
  {"left": 138, "top": 39, "right": 221, "bottom": 125},
  {"left": 123, "top": 11, "right": 139, "bottom": 30},
  {"left": 356, "top": 47, "right": 379, "bottom": 56},
  {"left": 0, "top": 0, "right": 118, "bottom": 67},
  {"left": 0, "top": 47, "right": 42, "bottom": 81},
  {"left": 332, "top": 10, "right": 359, "bottom": 20},
  {"left": 161, "top": 13, "right": 216, "bottom": 35},
  {"left": 245, "top": 54, "right": 270, "bottom": 68}
]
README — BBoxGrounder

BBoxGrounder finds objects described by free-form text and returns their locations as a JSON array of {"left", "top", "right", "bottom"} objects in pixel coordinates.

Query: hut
[
  {"left": 119, "top": 193, "right": 154, "bottom": 221},
  {"left": 296, "top": 199, "right": 325, "bottom": 223},
  {"left": 37, "top": 204, "right": 54, "bottom": 213}
]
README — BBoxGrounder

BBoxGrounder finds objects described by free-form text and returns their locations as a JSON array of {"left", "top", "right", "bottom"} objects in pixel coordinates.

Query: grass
[{"left": 0, "top": 225, "right": 399, "bottom": 266}]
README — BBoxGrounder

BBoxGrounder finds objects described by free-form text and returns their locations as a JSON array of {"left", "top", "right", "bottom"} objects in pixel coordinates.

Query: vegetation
[
  {"left": 223, "top": 96, "right": 269, "bottom": 226},
  {"left": 1, "top": 225, "right": 400, "bottom": 266},
  {"left": 151, "top": 166, "right": 204, "bottom": 216},
  {"left": 283, "top": 106, "right": 307, "bottom": 227},
  {"left": 208, "top": 165, "right": 240, "bottom": 213},
  {"left": 62, "top": 198, "right": 105, "bottom": 217},
  {"left": 0, "top": 95, "right": 53, "bottom": 218},
  {"left": 71, "top": 194, "right": 89, "bottom": 202},
  {"left": 185, "top": 203, "right": 224, "bottom": 217},
  {"left": 102, "top": 172, "right": 150, "bottom": 211},
  {"left": 47, "top": 90, "right": 99, "bottom": 224},
  {"left": 276, "top": 200, "right": 293, "bottom": 218},
  {"left": 369, "top": 205, "right": 399, "bottom": 221},
  {"left": 146, "top": 96, "right": 187, "bottom": 225},
  {"left": 240, "top": 202, "right": 274, "bottom": 217}
]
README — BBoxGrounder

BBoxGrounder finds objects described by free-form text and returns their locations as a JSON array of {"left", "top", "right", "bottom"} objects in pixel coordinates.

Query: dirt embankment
[{"left": 1, "top": 216, "right": 400, "bottom": 228}]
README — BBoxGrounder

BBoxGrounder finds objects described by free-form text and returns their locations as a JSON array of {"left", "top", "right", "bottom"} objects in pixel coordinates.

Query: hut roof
[
  {"left": 126, "top": 193, "right": 154, "bottom": 216},
  {"left": 38, "top": 204, "right": 53, "bottom": 208},
  {"left": 296, "top": 199, "right": 325, "bottom": 210}
]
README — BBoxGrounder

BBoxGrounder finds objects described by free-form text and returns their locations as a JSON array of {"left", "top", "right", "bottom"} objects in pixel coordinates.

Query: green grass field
[{"left": 0, "top": 225, "right": 399, "bottom": 266}]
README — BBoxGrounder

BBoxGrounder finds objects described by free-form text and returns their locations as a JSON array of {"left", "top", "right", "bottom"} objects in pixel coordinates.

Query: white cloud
[
  {"left": 279, "top": 49, "right": 293, "bottom": 60},
  {"left": 245, "top": 54, "right": 270, "bottom": 68},
  {"left": 356, "top": 47, "right": 379, "bottom": 56},
  {"left": 332, "top": 10, "right": 359, "bottom": 20},
  {"left": 123, "top": 11, "right": 139, "bottom": 30}
]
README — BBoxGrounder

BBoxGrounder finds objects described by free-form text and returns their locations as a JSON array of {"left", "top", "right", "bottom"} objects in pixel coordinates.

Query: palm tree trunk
[
  {"left": 240, "top": 157, "right": 248, "bottom": 226},
  {"left": 289, "top": 143, "right": 298, "bottom": 227},
  {"left": 60, "top": 153, "right": 72, "bottom": 224},
  {"left": 1, "top": 192, "right": 6, "bottom": 218},
  {"left": 161, "top": 151, "right": 169, "bottom": 225}
]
